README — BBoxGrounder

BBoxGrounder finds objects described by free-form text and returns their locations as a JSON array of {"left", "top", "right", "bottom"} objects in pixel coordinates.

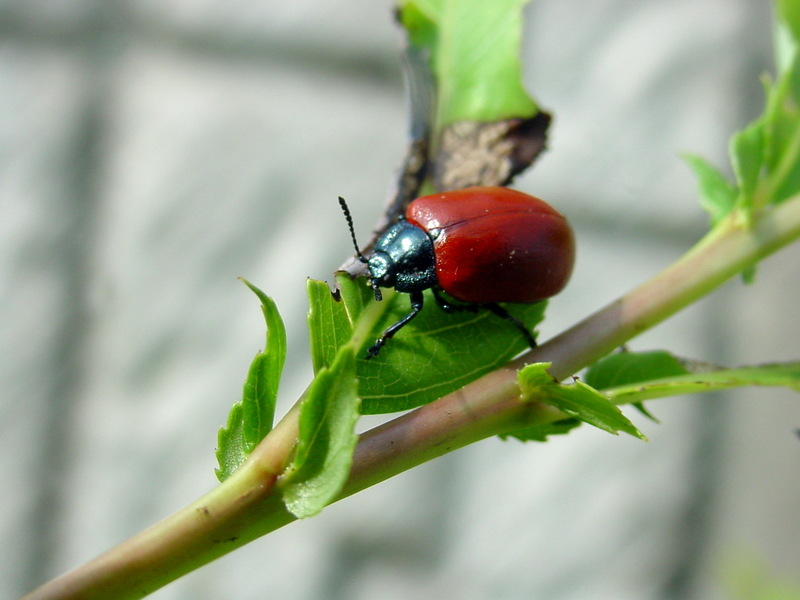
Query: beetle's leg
[
  {"left": 431, "top": 288, "right": 479, "bottom": 314},
  {"left": 483, "top": 302, "right": 537, "bottom": 350},
  {"left": 366, "top": 290, "right": 424, "bottom": 359}
]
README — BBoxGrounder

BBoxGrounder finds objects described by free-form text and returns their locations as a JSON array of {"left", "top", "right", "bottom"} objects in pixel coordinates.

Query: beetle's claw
[{"left": 365, "top": 339, "right": 384, "bottom": 359}]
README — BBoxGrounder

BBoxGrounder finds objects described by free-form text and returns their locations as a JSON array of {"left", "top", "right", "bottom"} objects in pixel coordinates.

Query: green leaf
[
  {"left": 241, "top": 281, "right": 286, "bottom": 450},
  {"left": 307, "top": 276, "right": 367, "bottom": 373},
  {"left": 689, "top": 3, "right": 800, "bottom": 230},
  {"left": 518, "top": 363, "right": 645, "bottom": 439},
  {"left": 584, "top": 350, "right": 688, "bottom": 422},
  {"left": 398, "top": 0, "right": 538, "bottom": 126},
  {"left": 750, "top": 7, "right": 800, "bottom": 208},
  {"left": 215, "top": 280, "right": 286, "bottom": 481},
  {"left": 307, "top": 274, "right": 547, "bottom": 414},
  {"left": 357, "top": 291, "right": 547, "bottom": 414},
  {"left": 584, "top": 350, "right": 689, "bottom": 390},
  {"left": 730, "top": 119, "right": 766, "bottom": 217},
  {"left": 400, "top": 0, "right": 438, "bottom": 50},
  {"left": 683, "top": 154, "right": 738, "bottom": 226},
  {"left": 215, "top": 404, "right": 246, "bottom": 482},
  {"left": 281, "top": 346, "right": 360, "bottom": 519},
  {"left": 762, "top": 52, "right": 800, "bottom": 205},
  {"left": 777, "top": 0, "right": 800, "bottom": 65},
  {"left": 602, "top": 362, "right": 800, "bottom": 406}
]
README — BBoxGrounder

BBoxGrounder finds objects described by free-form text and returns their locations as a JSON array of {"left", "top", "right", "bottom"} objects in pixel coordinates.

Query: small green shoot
[{"left": 215, "top": 280, "right": 286, "bottom": 481}]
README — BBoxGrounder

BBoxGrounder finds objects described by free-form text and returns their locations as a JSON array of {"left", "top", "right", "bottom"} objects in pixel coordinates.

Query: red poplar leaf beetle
[{"left": 339, "top": 186, "right": 575, "bottom": 358}]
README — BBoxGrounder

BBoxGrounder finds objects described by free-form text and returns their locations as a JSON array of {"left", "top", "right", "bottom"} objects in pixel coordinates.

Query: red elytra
[{"left": 406, "top": 186, "right": 575, "bottom": 304}]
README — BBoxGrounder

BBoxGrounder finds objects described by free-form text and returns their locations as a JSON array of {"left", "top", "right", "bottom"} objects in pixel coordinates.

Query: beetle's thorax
[{"left": 368, "top": 220, "right": 437, "bottom": 293}]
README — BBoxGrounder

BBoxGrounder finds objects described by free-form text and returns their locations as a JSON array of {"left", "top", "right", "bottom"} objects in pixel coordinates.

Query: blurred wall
[{"left": 2, "top": 1, "right": 798, "bottom": 599}]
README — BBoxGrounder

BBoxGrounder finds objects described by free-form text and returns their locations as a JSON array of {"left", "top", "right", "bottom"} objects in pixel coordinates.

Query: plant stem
[
  {"left": 21, "top": 404, "right": 304, "bottom": 600},
  {"left": 20, "top": 195, "right": 800, "bottom": 600}
]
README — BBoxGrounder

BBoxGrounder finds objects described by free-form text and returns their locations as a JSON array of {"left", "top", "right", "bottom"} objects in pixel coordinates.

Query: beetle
[{"left": 339, "top": 186, "right": 575, "bottom": 358}]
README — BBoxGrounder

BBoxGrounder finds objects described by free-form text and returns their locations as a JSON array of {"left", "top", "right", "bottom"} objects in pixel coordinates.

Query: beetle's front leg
[{"left": 366, "top": 291, "right": 425, "bottom": 359}]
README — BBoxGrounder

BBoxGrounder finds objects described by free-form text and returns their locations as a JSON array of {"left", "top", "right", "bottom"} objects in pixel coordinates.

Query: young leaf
[
  {"left": 729, "top": 119, "right": 765, "bottom": 217},
  {"left": 682, "top": 154, "right": 737, "bottom": 226},
  {"left": 688, "top": 2, "right": 800, "bottom": 231},
  {"left": 280, "top": 346, "right": 360, "bottom": 519},
  {"left": 215, "top": 403, "right": 246, "bottom": 482},
  {"left": 742, "top": 5, "right": 800, "bottom": 209},
  {"left": 777, "top": 0, "right": 800, "bottom": 51},
  {"left": 517, "top": 363, "right": 645, "bottom": 439},
  {"left": 762, "top": 51, "right": 800, "bottom": 205},
  {"left": 241, "top": 281, "right": 286, "bottom": 449},
  {"left": 215, "top": 280, "right": 287, "bottom": 481}
]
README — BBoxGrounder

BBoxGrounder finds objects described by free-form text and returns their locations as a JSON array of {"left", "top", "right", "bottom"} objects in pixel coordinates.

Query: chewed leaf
[{"left": 518, "top": 363, "right": 645, "bottom": 439}]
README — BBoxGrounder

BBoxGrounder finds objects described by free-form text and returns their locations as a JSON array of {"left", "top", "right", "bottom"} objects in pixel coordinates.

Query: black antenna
[
  {"left": 338, "top": 196, "right": 383, "bottom": 301},
  {"left": 338, "top": 197, "right": 368, "bottom": 264}
]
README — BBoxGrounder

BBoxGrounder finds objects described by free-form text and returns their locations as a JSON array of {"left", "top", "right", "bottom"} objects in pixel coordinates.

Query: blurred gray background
[{"left": 3, "top": 1, "right": 799, "bottom": 599}]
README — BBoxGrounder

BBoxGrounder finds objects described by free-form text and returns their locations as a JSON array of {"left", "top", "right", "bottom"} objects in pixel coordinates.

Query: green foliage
[
  {"left": 683, "top": 154, "right": 737, "bottom": 227},
  {"left": 687, "top": 4, "right": 800, "bottom": 226},
  {"left": 514, "top": 363, "right": 645, "bottom": 440},
  {"left": 215, "top": 280, "right": 286, "bottom": 481},
  {"left": 778, "top": 0, "right": 800, "bottom": 48},
  {"left": 397, "top": 0, "right": 538, "bottom": 126},
  {"left": 584, "top": 349, "right": 691, "bottom": 421},
  {"left": 730, "top": 121, "right": 767, "bottom": 218},
  {"left": 215, "top": 404, "right": 246, "bottom": 483},
  {"left": 308, "top": 274, "right": 547, "bottom": 414},
  {"left": 280, "top": 347, "right": 360, "bottom": 519},
  {"left": 307, "top": 277, "right": 365, "bottom": 373}
]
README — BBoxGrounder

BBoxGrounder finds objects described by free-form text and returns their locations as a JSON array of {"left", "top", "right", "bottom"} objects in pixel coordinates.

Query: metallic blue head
[
  {"left": 338, "top": 197, "right": 437, "bottom": 301},
  {"left": 367, "top": 220, "right": 437, "bottom": 294}
]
